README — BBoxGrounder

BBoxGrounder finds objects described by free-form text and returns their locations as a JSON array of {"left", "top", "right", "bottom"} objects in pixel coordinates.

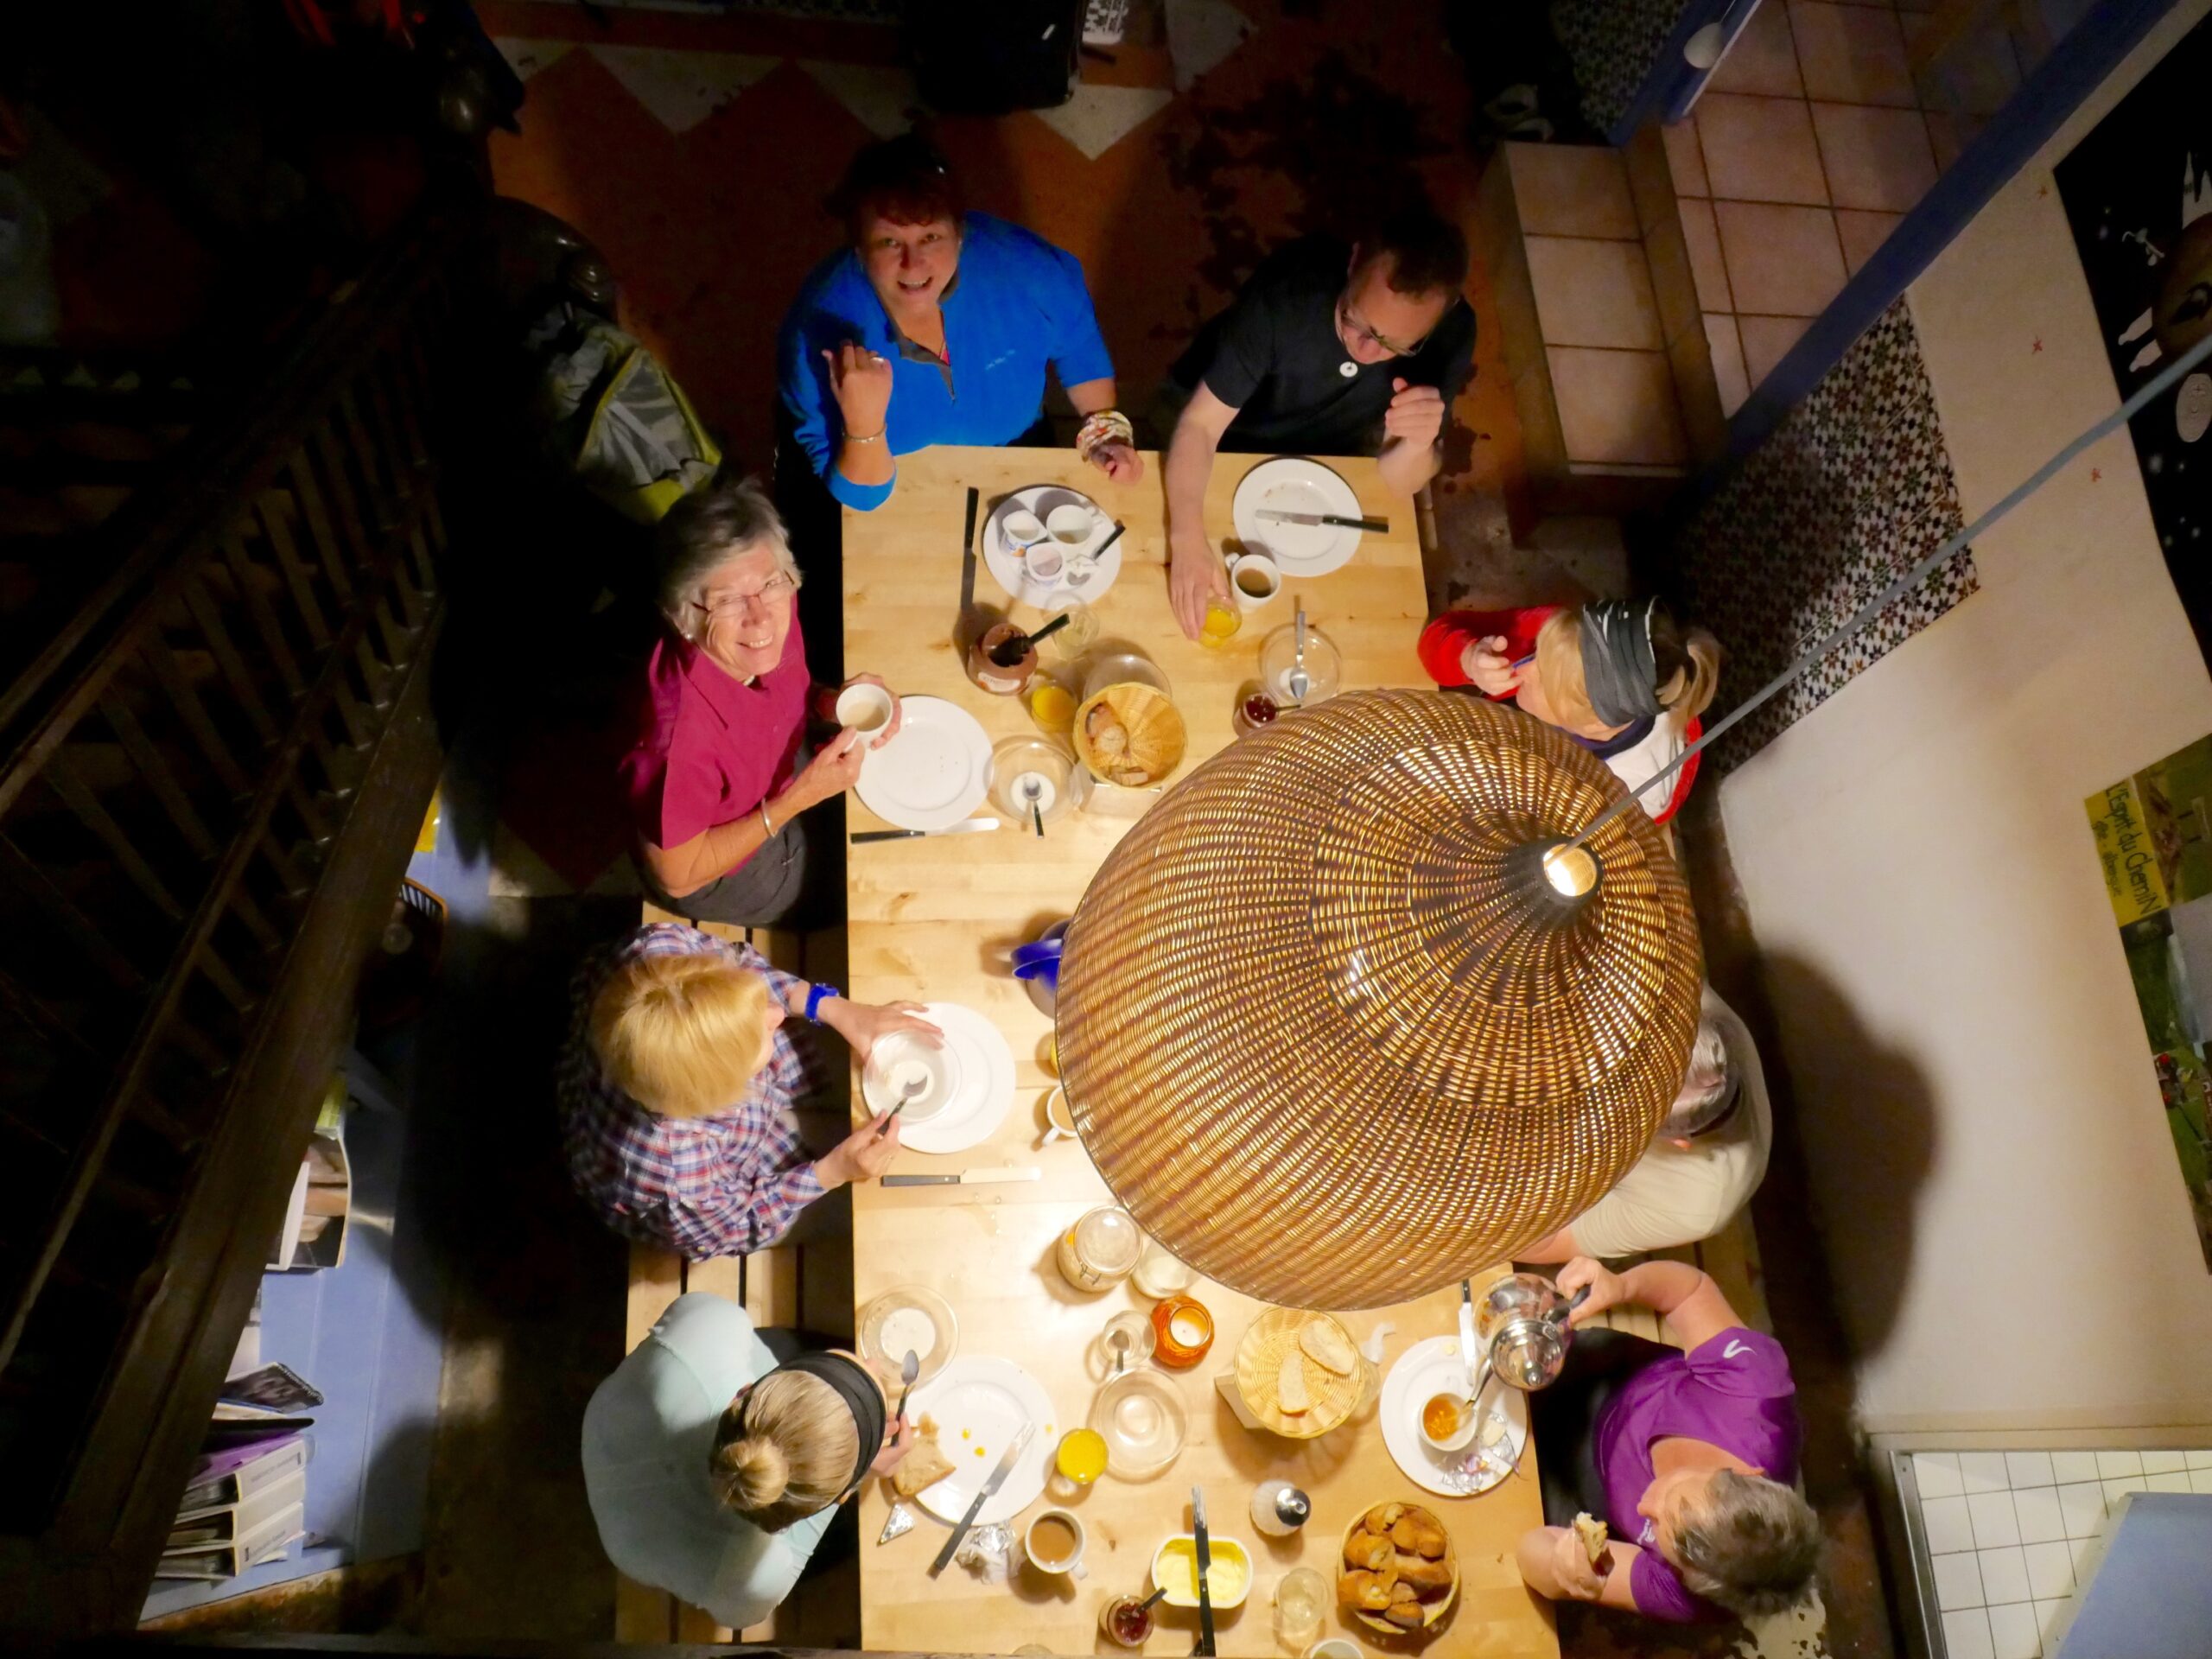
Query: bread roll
[
  {"left": 1363, "top": 1502, "right": 1405, "bottom": 1535},
  {"left": 1391, "top": 1514, "right": 1448, "bottom": 1559},
  {"left": 890, "top": 1434, "right": 955, "bottom": 1497},
  {"left": 1395, "top": 1552, "right": 1453, "bottom": 1592},
  {"left": 1339, "top": 1570, "right": 1395, "bottom": 1612},
  {"left": 1344, "top": 1529, "right": 1392, "bottom": 1572},
  {"left": 1573, "top": 1512, "right": 1610, "bottom": 1566}
]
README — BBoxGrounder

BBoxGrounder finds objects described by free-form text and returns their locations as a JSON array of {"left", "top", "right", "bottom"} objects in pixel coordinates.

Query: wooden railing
[{"left": 0, "top": 204, "right": 467, "bottom": 1637}]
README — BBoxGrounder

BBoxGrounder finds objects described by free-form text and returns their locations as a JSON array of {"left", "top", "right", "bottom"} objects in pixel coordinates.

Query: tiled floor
[
  {"left": 1662, "top": 0, "right": 2021, "bottom": 410},
  {"left": 1905, "top": 1447, "right": 2212, "bottom": 1659}
]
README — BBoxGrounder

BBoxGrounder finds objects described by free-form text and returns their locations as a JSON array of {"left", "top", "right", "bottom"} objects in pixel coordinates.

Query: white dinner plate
[
  {"left": 1230, "top": 456, "right": 1367, "bottom": 576},
  {"left": 905, "top": 1354, "right": 1058, "bottom": 1525},
  {"left": 982, "top": 484, "right": 1123, "bottom": 607},
  {"left": 889, "top": 1003, "right": 1015, "bottom": 1154},
  {"left": 855, "top": 696, "right": 993, "bottom": 831},
  {"left": 1379, "top": 1335, "right": 1529, "bottom": 1498}
]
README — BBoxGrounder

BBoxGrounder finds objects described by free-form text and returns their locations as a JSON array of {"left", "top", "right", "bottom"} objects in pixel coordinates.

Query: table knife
[
  {"left": 1257, "top": 508, "right": 1389, "bottom": 532},
  {"left": 1459, "top": 1279, "right": 1481, "bottom": 1395},
  {"left": 929, "top": 1421, "right": 1034, "bottom": 1576},
  {"left": 882, "top": 1167, "right": 1041, "bottom": 1185},
  {"left": 852, "top": 818, "right": 1000, "bottom": 843},
  {"left": 1192, "top": 1484, "right": 1217, "bottom": 1656}
]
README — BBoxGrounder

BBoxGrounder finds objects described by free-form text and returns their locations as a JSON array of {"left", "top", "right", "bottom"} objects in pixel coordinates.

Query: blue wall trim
[
  {"left": 1719, "top": 0, "right": 2184, "bottom": 467},
  {"left": 1611, "top": 0, "right": 1731, "bottom": 143}
]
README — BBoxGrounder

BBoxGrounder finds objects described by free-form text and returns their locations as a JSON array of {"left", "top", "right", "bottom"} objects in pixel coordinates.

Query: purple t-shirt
[{"left": 1593, "top": 1327, "right": 1801, "bottom": 1622}]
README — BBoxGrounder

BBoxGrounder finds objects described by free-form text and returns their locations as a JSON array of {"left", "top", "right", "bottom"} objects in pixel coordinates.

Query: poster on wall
[
  {"left": 2087, "top": 735, "right": 2212, "bottom": 1269},
  {"left": 2055, "top": 11, "right": 2212, "bottom": 666}
]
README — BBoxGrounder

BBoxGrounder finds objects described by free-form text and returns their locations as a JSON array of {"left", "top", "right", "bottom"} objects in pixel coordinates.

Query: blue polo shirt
[{"left": 777, "top": 213, "right": 1116, "bottom": 511}]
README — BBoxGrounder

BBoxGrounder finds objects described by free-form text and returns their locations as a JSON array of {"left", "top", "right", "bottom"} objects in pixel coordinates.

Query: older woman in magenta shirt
[
  {"left": 1515, "top": 1258, "right": 1821, "bottom": 1623},
  {"left": 620, "top": 476, "right": 896, "bottom": 925}
]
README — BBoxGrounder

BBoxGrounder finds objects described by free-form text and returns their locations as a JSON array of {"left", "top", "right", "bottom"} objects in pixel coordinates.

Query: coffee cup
[
  {"left": 1306, "top": 1642, "right": 1363, "bottom": 1659},
  {"left": 1037, "top": 1085, "right": 1077, "bottom": 1147},
  {"left": 834, "top": 682, "right": 896, "bottom": 738},
  {"left": 1024, "top": 1508, "right": 1087, "bottom": 1579},
  {"left": 1226, "top": 550, "right": 1282, "bottom": 611},
  {"left": 1046, "top": 503, "right": 1097, "bottom": 546},
  {"left": 1024, "top": 543, "right": 1065, "bottom": 585},
  {"left": 1001, "top": 507, "right": 1047, "bottom": 552}
]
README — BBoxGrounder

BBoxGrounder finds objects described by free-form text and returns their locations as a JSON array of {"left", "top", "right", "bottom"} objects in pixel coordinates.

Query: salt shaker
[{"left": 1249, "top": 1477, "right": 1311, "bottom": 1538}]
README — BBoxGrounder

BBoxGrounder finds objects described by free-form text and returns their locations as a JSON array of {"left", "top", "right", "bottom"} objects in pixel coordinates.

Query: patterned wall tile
[
  {"left": 1552, "top": 0, "right": 1689, "bottom": 137},
  {"left": 1674, "top": 298, "right": 1978, "bottom": 774}
]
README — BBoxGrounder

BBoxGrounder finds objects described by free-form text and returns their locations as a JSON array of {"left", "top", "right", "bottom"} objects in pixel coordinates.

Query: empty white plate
[
  {"left": 855, "top": 696, "right": 993, "bottom": 831},
  {"left": 895, "top": 1003, "right": 1015, "bottom": 1154},
  {"left": 906, "top": 1354, "right": 1057, "bottom": 1525},
  {"left": 1231, "top": 456, "right": 1367, "bottom": 576},
  {"left": 1379, "top": 1335, "right": 1529, "bottom": 1498}
]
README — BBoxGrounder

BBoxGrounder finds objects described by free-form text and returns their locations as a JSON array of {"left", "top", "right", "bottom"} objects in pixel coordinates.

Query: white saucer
[
  {"left": 855, "top": 696, "right": 993, "bottom": 831},
  {"left": 1231, "top": 456, "right": 1367, "bottom": 576},
  {"left": 982, "top": 484, "right": 1122, "bottom": 607},
  {"left": 1378, "top": 1335, "right": 1529, "bottom": 1498},
  {"left": 905, "top": 1354, "right": 1057, "bottom": 1525},
  {"left": 894, "top": 1003, "right": 1016, "bottom": 1154}
]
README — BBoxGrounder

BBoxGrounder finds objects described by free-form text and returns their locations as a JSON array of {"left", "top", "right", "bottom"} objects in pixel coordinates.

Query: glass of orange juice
[
  {"left": 1026, "top": 671, "right": 1077, "bottom": 740},
  {"left": 1054, "top": 1427, "right": 1109, "bottom": 1488},
  {"left": 1199, "top": 598, "right": 1242, "bottom": 646}
]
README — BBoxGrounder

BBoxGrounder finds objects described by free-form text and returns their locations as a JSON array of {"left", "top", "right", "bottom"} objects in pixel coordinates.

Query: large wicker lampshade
[{"left": 1055, "top": 690, "right": 1702, "bottom": 1310}]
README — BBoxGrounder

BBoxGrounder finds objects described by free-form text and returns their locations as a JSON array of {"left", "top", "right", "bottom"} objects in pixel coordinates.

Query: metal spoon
[
  {"left": 1287, "top": 606, "right": 1312, "bottom": 704},
  {"left": 892, "top": 1348, "right": 919, "bottom": 1440},
  {"left": 1139, "top": 1586, "right": 1168, "bottom": 1612},
  {"left": 1020, "top": 774, "right": 1045, "bottom": 838},
  {"left": 875, "top": 1072, "right": 926, "bottom": 1137},
  {"left": 1111, "top": 1329, "right": 1129, "bottom": 1376}
]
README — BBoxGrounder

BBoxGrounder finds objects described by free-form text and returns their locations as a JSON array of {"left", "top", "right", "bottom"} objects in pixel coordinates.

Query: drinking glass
[
  {"left": 1200, "top": 598, "right": 1243, "bottom": 645},
  {"left": 1274, "top": 1567, "right": 1327, "bottom": 1649}
]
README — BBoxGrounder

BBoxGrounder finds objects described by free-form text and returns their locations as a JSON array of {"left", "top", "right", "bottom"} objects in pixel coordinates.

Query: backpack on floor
[
  {"left": 532, "top": 310, "right": 720, "bottom": 524},
  {"left": 904, "top": 0, "right": 1084, "bottom": 114}
]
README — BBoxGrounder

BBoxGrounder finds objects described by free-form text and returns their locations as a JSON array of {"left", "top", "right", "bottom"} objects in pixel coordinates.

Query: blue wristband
[{"left": 804, "top": 982, "right": 839, "bottom": 1021}]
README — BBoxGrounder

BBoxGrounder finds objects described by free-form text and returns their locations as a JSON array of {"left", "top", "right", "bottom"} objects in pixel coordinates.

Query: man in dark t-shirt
[{"left": 1161, "top": 208, "right": 1477, "bottom": 637}]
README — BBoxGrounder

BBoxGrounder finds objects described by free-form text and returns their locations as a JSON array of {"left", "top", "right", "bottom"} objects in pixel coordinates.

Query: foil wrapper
[
  {"left": 957, "top": 1522, "right": 1014, "bottom": 1581},
  {"left": 877, "top": 1502, "right": 915, "bottom": 1544}
]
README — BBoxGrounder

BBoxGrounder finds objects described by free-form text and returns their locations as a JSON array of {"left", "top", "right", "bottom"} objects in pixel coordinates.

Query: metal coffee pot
[{"left": 1474, "top": 1273, "right": 1592, "bottom": 1391}]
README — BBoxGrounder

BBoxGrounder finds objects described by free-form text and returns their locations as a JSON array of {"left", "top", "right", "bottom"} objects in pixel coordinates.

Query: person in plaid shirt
[{"left": 560, "top": 922, "right": 939, "bottom": 1257}]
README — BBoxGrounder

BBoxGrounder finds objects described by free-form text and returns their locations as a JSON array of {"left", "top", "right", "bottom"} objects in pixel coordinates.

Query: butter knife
[
  {"left": 1258, "top": 507, "right": 1389, "bottom": 532},
  {"left": 1459, "top": 1279, "right": 1481, "bottom": 1397},
  {"left": 853, "top": 818, "right": 1001, "bottom": 843},
  {"left": 882, "top": 1167, "right": 1041, "bottom": 1186},
  {"left": 929, "top": 1421, "right": 1034, "bottom": 1576},
  {"left": 1192, "top": 1485, "right": 1217, "bottom": 1656}
]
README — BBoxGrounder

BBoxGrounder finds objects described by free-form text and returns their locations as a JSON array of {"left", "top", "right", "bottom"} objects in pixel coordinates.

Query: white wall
[{"left": 1719, "top": 1, "right": 2212, "bottom": 1433}]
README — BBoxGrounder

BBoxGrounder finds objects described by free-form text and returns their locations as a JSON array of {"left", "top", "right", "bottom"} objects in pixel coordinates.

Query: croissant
[
  {"left": 1395, "top": 1552, "right": 1453, "bottom": 1592},
  {"left": 1363, "top": 1502, "right": 1406, "bottom": 1535},
  {"left": 1391, "top": 1515, "right": 1449, "bottom": 1559}
]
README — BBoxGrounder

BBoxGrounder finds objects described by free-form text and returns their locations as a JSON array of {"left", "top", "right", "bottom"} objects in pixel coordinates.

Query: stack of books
[{"left": 155, "top": 1363, "right": 321, "bottom": 1582}]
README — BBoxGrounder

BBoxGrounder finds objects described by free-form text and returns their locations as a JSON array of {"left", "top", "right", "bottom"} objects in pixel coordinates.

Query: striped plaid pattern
[{"left": 559, "top": 923, "right": 829, "bottom": 1258}]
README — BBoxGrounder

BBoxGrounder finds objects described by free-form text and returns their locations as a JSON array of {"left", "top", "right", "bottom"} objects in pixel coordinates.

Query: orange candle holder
[{"left": 1151, "top": 1295, "right": 1214, "bottom": 1369}]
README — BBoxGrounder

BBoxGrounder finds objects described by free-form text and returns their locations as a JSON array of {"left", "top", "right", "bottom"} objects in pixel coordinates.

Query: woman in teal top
[{"left": 582, "top": 1292, "right": 909, "bottom": 1628}]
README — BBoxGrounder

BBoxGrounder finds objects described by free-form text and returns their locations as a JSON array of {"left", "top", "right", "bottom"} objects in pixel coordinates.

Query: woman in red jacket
[{"left": 1418, "top": 600, "right": 1720, "bottom": 824}]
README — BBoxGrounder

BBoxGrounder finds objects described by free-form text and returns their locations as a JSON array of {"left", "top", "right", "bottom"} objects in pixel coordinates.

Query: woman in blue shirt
[
  {"left": 582, "top": 1292, "right": 909, "bottom": 1630},
  {"left": 777, "top": 134, "right": 1141, "bottom": 512}
]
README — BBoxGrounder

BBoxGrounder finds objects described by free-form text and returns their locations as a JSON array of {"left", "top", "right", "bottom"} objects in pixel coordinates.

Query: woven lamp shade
[{"left": 1057, "top": 689, "right": 1702, "bottom": 1310}]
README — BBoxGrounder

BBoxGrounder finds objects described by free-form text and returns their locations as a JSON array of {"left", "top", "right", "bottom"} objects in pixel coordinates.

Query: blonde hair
[
  {"left": 588, "top": 951, "right": 772, "bottom": 1118},
  {"left": 1533, "top": 604, "right": 1722, "bottom": 732},
  {"left": 709, "top": 1370, "right": 860, "bottom": 1532}
]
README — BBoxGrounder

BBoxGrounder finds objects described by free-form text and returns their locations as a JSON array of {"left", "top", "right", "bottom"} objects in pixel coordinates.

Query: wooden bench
[
  {"left": 1579, "top": 1216, "right": 1772, "bottom": 1350},
  {"left": 615, "top": 909, "right": 856, "bottom": 1646}
]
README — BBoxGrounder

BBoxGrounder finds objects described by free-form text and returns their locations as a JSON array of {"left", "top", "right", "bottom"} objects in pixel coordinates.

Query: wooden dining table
[{"left": 843, "top": 445, "right": 1559, "bottom": 1659}]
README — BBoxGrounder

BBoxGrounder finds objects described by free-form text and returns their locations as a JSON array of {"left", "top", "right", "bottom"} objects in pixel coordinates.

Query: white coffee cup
[
  {"left": 1023, "top": 1508, "right": 1088, "bottom": 1580},
  {"left": 1046, "top": 502, "right": 1097, "bottom": 546},
  {"left": 834, "top": 682, "right": 895, "bottom": 738},
  {"left": 1024, "top": 543, "right": 1065, "bottom": 584},
  {"left": 1226, "top": 550, "right": 1282, "bottom": 610},
  {"left": 1001, "top": 507, "right": 1047, "bottom": 551},
  {"left": 1037, "top": 1085, "right": 1077, "bottom": 1147},
  {"left": 1307, "top": 1641, "right": 1363, "bottom": 1659}
]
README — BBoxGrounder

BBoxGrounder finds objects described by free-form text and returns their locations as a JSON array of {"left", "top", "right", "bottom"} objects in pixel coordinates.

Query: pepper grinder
[{"left": 1249, "top": 1478, "right": 1311, "bottom": 1538}]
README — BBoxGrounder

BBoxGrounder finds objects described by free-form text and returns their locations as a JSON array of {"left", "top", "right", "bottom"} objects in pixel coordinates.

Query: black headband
[
  {"left": 1579, "top": 599, "right": 1662, "bottom": 727},
  {"left": 749, "top": 1351, "right": 884, "bottom": 1499}
]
